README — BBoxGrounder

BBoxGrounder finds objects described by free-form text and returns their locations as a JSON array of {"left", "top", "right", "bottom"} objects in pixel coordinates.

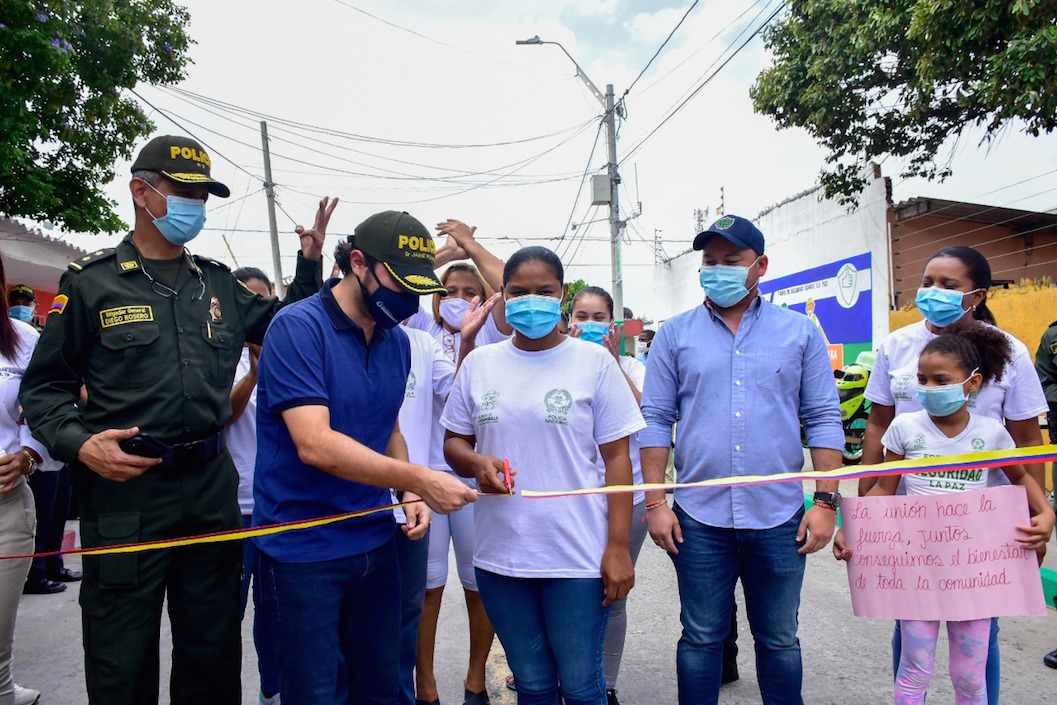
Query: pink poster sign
[{"left": 842, "top": 485, "right": 1047, "bottom": 621}]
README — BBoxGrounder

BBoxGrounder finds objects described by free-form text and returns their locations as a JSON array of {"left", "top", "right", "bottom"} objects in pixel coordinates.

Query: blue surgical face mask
[
  {"left": 699, "top": 256, "right": 761, "bottom": 308},
  {"left": 505, "top": 294, "right": 561, "bottom": 339},
  {"left": 574, "top": 320, "right": 610, "bottom": 345},
  {"left": 142, "top": 180, "right": 207, "bottom": 246},
  {"left": 916, "top": 368, "right": 978, "bottom": 417},
  {"left": 357, "top": 266, "right": 419, "bottom": 330},
  {"left": 8, "top": 305, "right": 33, "bottom": 324},
  {"left": 915, "top": 286, "right": 979, "bottom": 328}
]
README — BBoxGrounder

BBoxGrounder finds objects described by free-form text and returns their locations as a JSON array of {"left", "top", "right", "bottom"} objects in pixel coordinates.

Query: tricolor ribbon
[
  {"left": 4, "top": 445, "right": 1055, "bottom": 559},
  {"left": 519, "top": 444, "right": 1057, "bottom": 498}
]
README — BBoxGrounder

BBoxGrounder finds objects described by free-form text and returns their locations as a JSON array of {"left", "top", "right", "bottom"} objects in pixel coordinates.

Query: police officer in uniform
[{"left": 19, "top": 135, "right": 336, "bottom": 705}]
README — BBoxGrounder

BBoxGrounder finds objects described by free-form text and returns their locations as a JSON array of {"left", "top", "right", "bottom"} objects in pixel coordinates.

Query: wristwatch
[{"left": 813, "top": 491, "right": 842, "bottom": 511}]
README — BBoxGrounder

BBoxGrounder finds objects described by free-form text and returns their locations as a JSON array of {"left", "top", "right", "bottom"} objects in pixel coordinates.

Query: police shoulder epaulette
[
  {"left": 192, "top": 254, "right": 231, "bottom": 272},
  {"left": 67, "top": 248, "right": 116, "bottom": 272}
]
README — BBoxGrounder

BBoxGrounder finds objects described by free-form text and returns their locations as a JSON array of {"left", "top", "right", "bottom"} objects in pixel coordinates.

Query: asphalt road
[{"left": 13, "top": 481, "right": 1057, "bottom": 704}]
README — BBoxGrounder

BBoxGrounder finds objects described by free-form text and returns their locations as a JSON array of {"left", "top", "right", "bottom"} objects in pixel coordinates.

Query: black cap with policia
[
  {"left": 347, "top": 210, "right": 447, "bottom": 329},
  {"left": 131, "top": 135, "right": 231, "bottom": 198}
]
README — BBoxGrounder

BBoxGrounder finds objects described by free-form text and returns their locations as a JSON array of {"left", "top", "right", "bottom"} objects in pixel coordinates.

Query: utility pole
[
  {"left": 654, "top": 229, "right": 662, "bottom": 266},
  {"left": 604, "top": 83, "right": 623, "bottom": 320},
  {"left": 260, "top": 120, "right": 285, "bottom": 297},
  {"left": 717, "top": 186, "right": 725, "bottom": 216},
  {"left": 517, "top": 35, "right": 624, "bottom": 320}
]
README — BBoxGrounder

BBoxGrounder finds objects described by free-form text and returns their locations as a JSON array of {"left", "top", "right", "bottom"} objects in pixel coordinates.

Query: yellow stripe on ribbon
[
  {"left": 6, "top": 445, "right": 1055, "bottom": 560},
  {"left": 519, "top": 444, "right": 1057, "bottom": 499}
]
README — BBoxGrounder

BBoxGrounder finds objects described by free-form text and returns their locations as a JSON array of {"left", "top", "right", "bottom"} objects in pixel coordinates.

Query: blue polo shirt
[{"left": 252, "top": 279, "right": 411, "bottom": 562}]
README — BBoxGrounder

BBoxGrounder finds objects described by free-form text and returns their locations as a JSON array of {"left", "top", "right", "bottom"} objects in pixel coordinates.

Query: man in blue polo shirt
[
  {"left": 253, "top": 210, "right": 478, "bottom": 705},
  {"left": 639, "top": 215, "right": 844, "bottom": 705}
]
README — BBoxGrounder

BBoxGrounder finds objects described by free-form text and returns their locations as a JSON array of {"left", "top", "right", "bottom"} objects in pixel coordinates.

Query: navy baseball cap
[{"left": 692, "top": 215, "right": 765, "bottom": 255}]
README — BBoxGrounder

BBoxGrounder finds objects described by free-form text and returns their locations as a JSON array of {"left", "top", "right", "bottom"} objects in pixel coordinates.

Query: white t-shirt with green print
[
  {"left": 881, "top": 410, "right": 1015, "bottom": 496},
  {"left": 441, "top": 336, "right": 645, "bottom": 578}
]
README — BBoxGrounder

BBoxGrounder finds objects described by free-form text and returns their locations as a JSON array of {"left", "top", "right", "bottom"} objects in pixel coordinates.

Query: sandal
[{"left": 505, "top": 674, "right": 516, "bottom": 692}]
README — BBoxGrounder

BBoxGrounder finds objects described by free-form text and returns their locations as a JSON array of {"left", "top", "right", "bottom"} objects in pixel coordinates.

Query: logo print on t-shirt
[
  {"left": 966, "top": 387, "right": 981, "bottom": 409},
  {"left": 894, "top": 373, "right": 914, "bottom": 400},
  {"left": 971, "top": 437, "right": 985, "bottom": 451},
  {"left": 912, "top": 433, "right": 927, "bottom": 451},
  {"left": 544, "top": 388, "right": 573, "bottom": 426},
  {"left": 478, "top": 390, "right": 500, "bottom": 425},
  {"left": 404, "top": 371, "right": 417, "bottom": 399}
]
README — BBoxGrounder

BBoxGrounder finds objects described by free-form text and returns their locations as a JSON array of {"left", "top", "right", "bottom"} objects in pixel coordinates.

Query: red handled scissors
[{"left": 503, "top": 458, "right": 513, "bottom": 494}]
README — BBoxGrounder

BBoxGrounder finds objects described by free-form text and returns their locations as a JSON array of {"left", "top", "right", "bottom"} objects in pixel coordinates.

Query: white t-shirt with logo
[
  {"left": 881, "top": 410, "right": 1015, "bottom": 496},
  {"left": 392, "top": 327, "right": 457, "bottom": 522},
  {"left": 865, "top": 320, "right": 1047, "bottom": 421},
  {"left": 441, "top": 337, "right": 646, "bottom": 578}
]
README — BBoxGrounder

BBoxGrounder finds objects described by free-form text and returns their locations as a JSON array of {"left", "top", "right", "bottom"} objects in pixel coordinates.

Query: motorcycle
[
  {"left": 800, "top": 351, "right": 874, "bottom": 464},
  {"left": 835, "top": 351, "right": 874, "bottom": 464}
]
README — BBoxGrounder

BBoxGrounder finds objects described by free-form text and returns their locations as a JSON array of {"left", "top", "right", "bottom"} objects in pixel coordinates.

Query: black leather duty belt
[{"left": 161, "top": 430, "right": 228, "bottom": 468}]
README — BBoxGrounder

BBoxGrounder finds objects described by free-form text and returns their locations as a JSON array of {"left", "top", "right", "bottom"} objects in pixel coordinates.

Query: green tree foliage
[
  {"left": 562, "top": 278, "right": 588, "bottom": 318},
  {"left": 751, "top": 0, "right": 1057, "bottom": 204},
  {"left": 0, "top": 0, "right": 193, "bottom": 233}
]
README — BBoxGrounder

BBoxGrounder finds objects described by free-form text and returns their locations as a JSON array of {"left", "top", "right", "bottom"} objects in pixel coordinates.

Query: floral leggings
[{"left": 895, "top": 618, "right": 989, "bottom": 704}]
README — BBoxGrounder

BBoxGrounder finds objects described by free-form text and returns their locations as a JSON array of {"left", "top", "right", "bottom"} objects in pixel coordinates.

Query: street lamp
[{"left": 517, "top": 35, "right": 624, "bottom": 323}]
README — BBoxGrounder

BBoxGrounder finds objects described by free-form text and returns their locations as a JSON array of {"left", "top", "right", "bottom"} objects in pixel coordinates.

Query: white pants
[{"left": 0, "top": 480, "right": 34, "bottom": 705}]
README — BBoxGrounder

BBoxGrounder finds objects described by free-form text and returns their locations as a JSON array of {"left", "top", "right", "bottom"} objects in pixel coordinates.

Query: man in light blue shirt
[{"left": 640, "top": 214, "right": 844, "bottom": 705}]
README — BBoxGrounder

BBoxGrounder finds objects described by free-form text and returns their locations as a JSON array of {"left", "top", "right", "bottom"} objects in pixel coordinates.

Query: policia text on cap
[{"left": 18, "top": 135, "right": 337, "bottom": 705}]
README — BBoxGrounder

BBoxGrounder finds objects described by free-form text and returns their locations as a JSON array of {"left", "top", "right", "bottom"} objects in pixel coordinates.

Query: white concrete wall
[{"left": 650, "top": 169, "right": 891, "bottom": 347}]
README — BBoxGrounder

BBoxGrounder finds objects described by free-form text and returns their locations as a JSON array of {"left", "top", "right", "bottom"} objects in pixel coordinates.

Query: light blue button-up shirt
[{"left": 639, "top": 297, "right": 844, "bottom": 529}]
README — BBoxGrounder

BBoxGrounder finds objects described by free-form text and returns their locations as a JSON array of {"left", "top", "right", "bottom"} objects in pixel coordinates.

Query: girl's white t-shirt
[
  {"left": 441, "top": 337, "right": 646, "bottom": 578},
  {"left": 407, "top": 304, "right": 511, "bottom": 473},
  {"left": 880, "top": 410, "right": 1015, "bottom": 496},
  {"left": 392, "top": 326, "right": 457, "bottom": 522},
  {"left": 865, "top": 320, "right": 1047, "bottom": 421}
]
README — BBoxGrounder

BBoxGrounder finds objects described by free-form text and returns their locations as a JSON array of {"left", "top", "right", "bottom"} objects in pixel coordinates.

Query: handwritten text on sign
[{"left": 842, "top": 485, "right": 1046, "bottom": 621}]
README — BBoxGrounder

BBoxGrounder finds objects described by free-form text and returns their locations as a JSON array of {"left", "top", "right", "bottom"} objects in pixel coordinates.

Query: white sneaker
[
  {"left": 259, "top": 692, "right": 281, "bottom": 705},
  {"left": 13, "top": 684, "right": 41, "bottom": 705}
]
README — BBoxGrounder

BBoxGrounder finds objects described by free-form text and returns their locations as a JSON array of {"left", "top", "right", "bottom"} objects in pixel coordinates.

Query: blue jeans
[
  {"left": 241, "top": 515, "right": 282, "bottom": 697},
  {"left": 260, "top": 537, "right": 401, "bottom": 705},
  {"left": 395, "top": 527, "right": 429, "bottom": 705},
  {"left": 475, "top": 569, "right": 609, "bottom": 705},
  {"left": 892, "top": 618, "right": 999, "bottom": 704},
  {"left": 670, "top": 504, "right": 806, "bottom": 705}
]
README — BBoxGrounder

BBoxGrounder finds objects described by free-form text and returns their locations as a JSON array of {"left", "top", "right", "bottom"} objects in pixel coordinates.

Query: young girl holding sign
[{"left": 836, "top": 328, "right": 1054, "bottom": 704}]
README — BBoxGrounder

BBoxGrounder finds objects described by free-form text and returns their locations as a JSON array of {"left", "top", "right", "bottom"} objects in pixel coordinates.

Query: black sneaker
[
  {"left": 606, "top": 689, "right": 619, "bottom": 705},
  {"left": 1044, "top": 649, "right": 1057, "bottom": 669},
  {"left": 721, "top": 659, "right": 739, "bottom": 685}
]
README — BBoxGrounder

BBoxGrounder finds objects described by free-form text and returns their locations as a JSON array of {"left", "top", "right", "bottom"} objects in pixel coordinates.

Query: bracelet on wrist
[{"left": 19, "top": 449, "right": 38, "bottom": 476}]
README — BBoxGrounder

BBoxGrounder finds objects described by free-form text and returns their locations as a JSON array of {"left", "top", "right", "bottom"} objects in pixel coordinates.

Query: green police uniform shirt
[{"left": 19, "top": 233, "right": 322, "bottom": 463}]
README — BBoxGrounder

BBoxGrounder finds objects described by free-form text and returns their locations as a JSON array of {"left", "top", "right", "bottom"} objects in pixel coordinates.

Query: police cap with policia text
[
  {"left": 348, "top": 211, "right": 447, "bottom": 296},
  {"left": 131, "top": 135, "right": 231, "bottom": 198}
]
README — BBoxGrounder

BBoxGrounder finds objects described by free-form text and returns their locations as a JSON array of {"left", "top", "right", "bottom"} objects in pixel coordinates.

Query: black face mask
[{"left": 356, "top": 265, "right": 419, "bottom": 329}]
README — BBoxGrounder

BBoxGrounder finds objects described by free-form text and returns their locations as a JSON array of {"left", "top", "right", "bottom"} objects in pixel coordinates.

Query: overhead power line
[
  {"left": 622, "top": 0, "right": 701, "bottom": 101},
  {"left": 620, "top": 0, "right": 787, "bottom": 164}
]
